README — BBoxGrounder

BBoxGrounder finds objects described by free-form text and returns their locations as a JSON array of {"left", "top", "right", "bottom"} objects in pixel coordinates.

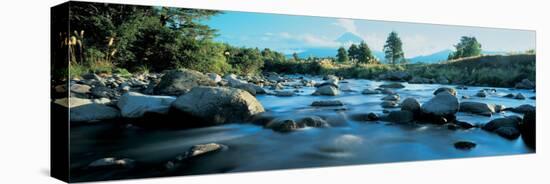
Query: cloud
[
  {"left": 270, "top": 32, "right": 339, "bottom": 48},
  {"left": 333, "top": 19, "right": 359, "bottom": 35}
]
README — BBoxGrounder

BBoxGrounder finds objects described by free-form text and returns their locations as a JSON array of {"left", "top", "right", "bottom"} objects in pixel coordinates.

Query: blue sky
[{"left": 203, "top": 11, "right": 535, "bottom": 57}]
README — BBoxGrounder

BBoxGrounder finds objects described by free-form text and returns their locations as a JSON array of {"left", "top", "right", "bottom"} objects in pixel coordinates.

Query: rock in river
[
  {"left": 70, "top": 103, "right": 120, "bottom": 122},
  {"left": 514, "top": 78, "right": 535, "bottom": 89},
  {"left": 172, "top": 86, "right": 265, "bottom": 125},
  {"left": 313, "top": 85, "right": 339, "bottom": 96},
  {"left": 520, "top": 110, "right": 536, "bottom": 149},
  {"left": 381, "top": 101, "right": 399, "bottom": 108},
  {"left": 298, "top": 116, "right": 329, "bottom": 128},
  {"left": 433, "top": 87, "right": 457, "bottom": 96},
  {"left": 459, "top": 101, "right": 495, "bottom": 116},
  {"left": 379, "top": 82, "right": 405, "bottom": 89},
  {"left": 384, "top": 110, "right": 414, "bottom": 123},
  {"left": 454, "top": 141, "right": 476, "bottom": 150},
  {"left": 154, "top": 69, "right": 216, "bottom": 96},
  {"left": 88, "top": 157, "right": 135, "bottom": 169},
  {"left": 311, "top": 100, "right": 344, "bottom": 107},
  {"left": 508, "top": 104, "right": 536, "bottom": 114},
  {"left": 401, "top": 97, "right": 420, "bottom": 112},
  {"left": 381, "top": 94, "right": 400, "bottom": 101},
  {"left": 117, "top": 92, "right": 176, "bottom": 118},
  {"left": 266, "top": 119, "right": 300, "bottom": 133},
  {"left": 421, "top": 91, "right": 459, "bottom": 121},
  {"left": 482, "top": 116, "right": 522, "bottom": 139},
  {"left": 362, "top": 88, "right": 380, "bottom": 95}
]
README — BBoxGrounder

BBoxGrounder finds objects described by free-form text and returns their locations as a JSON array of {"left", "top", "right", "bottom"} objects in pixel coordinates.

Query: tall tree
[
  {"left": 357, "top": 41, "right": 373, "bottom": 64},
  {"left": 348, "top": 44, "right": 360, "bottom": 62},
  {"left": 383, "top": 31, "right": 405, "bottom": 64},
  {"left": 448, "top": 36, "right": 482, "bottom": 60},
  {"left": 292, "top": 52, "right": 300, "bottom": 61},
  {"left": 336, "top": 47, "right": 349, "bottom": 63}
]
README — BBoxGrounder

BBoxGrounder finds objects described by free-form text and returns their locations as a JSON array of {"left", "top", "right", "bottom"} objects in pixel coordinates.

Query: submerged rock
[
  {"left": 475, "top": 91, "right": 487, "bottom": 98},
  {"left": 379, "top": 82, "right": 405, "bottom": 89},
  {"left": 381, "top": 101, "right": 399, "bottom": 108},
  {"left": 273, "top": 90, "right": 295, "bottom": 97},
  {"left": 454, "top": 141, "right": 476, "bottom": 150},
  {"left": 311, "top": 100, "right": 344, "bottom": 107},
  {"left": 384, "top": 110, "right": 414, "bottom": 123},
  {"left": 362, "top": 88, "right": 380, "bottom": 95},
  {"left": 514, "top": 93, "right": 526, "bottom": 100},
  {"left": 401, "top": 98, "right": 421, "bottom": 112},
  {"left": 117, "top": 92, "right": 176, "bottom": 118},
  {"left": 154, "top": 69, "right": 216, "bottom": 96},
  {"left": 298, "top": 116, "right": 329, "bottom": 128},
  {"left": 381, "top": 94, "right": 400, "bottom": 101},
  {"left": 266, "top": 119, "right": 300, "bottom": 133},
  {"left": 172, "top": 86, "right": 265, "bottom": 125}
]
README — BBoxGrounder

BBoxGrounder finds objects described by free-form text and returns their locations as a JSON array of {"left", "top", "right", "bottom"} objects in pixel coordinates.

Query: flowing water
[{"left": 69, "top": 76, "right": 536, "bottom": 182}]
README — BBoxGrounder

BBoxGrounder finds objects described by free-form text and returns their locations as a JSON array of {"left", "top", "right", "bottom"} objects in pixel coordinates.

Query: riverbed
[{"left": 69, "top": 76, "right": 536, "bottom": 182}]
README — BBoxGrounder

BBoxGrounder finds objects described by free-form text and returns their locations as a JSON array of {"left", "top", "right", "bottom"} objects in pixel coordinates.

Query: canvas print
[{"left": 51, "top": 1, "right": 536, "bottom": 182}]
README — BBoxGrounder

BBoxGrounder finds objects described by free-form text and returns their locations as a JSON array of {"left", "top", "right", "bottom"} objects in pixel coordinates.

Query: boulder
[
  {"left": 172, "top": 87, "right": 265, "bottom": 124},
  {"left": 70, "top": 84, "right": 91, "bottom": 94},
  {"left": 482, "top": 116, "right": 522, "bottom": 139},
  {"left": 379, "top": 82, "right": 405, "bottom": 89},
  {"left": 70, "top": 103, "right": 120, "bottom": 122},
  {"left": 81, "top": 73, "right": 102, "bottom": 81},
  {"left": 273, "top": 90, "right": 295, "bottom": 97},
  {"left": 508, "top": 104, "right": 536, "bottom": 114},
  {"left": 454, "top": 141, "right": 476, "bottom": 150},
  {"left": 298, "top": 116, "right": 329, "bottom": 128},
  {"left": 117, "top": 92, "right": 176, "bottom": 118},
  {"left": 381, "top": 101, "right": 399, "bottom": 108},
  {"left": 380, "top": 88, "right": 396, "bottom": 95},
  {"left": 90, "top": 86, "right": 117, "bottom": 99},
  {"left": 366, "top": 112, "right": 379, "bottom": 121},
  {"left": 514, "top": 93, "right": 526, "bottom": 100},
  {"left": 503, "top": 93, "right": 515, "bottom": 98},
  {"left": 313, "top": 85, "right": 339, "bottom": 96},
  {"left": 54, "top": 97, "right": 92, "bottom": 108},
  {"left": 421, "top": 91, "right": 459, "bottom": 121},
  {"left": 311, "top": 100, "right": 344, "bottom": 107},
  {"left": 459, "top": 102, "right": 495, "bottom": 116},
  {"left": 186, "top": 143, "right": 228, "bottom": 157},
  {"left": 433, "top": 87, "right": 457, "bottom": 96},
  {"left": 207, "top": 73, "right": 222, "bottom": 83},
  {"left": 401, "top": 98, "right": 421, "bottom": 112},
  {"left": 475, "top": 91, "right": 487, "bottom": 98},
  {"left": 384, "top": 110, "right": 414, "bottom": 123},
  {"left": 362, "top": 88, "right": 380, "bottom": 95},
  {"left": 520, "top": 110, "right": 536, "bottom": 149},
  {"left": 381, "top": 94, "right": 400, "bottom": 101},
  {"left": 154, "top": 69, "right": 216, "bottom": 96},
  {"left": 515, "top": 78, "right": 535, "bottom": 89},
  {"left": 266, "top": 119, "right": 300, "bottom": 133}
]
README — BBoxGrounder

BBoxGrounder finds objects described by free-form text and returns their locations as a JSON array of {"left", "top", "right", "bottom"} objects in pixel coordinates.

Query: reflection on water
[{"left": 70, "top": 77, "right": 535, "bottom": 182}]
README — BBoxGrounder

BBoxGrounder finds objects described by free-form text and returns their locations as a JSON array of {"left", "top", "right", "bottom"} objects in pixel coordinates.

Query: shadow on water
[{"left": 69, "top": 76, "right": 535, "bottom": 182}]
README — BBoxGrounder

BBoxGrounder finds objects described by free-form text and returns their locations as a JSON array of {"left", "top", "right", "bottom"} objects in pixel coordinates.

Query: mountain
[
  {"left": 408, "top": 49, "right": 452, "bottom": 63},
  {"left": 335, "top": 32, "right": 364, "bottom": 44}
]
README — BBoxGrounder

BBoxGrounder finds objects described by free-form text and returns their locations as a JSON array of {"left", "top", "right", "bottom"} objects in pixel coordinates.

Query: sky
[{"left": 203, "top": 11, "right": 535, "bottom": 57}]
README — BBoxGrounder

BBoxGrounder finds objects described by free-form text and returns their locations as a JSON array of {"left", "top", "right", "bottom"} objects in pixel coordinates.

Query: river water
[{"left": 69, "top": 76, "right": 536, "bottom": 182}]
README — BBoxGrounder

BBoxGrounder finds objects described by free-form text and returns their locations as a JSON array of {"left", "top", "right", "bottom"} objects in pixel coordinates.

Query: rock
[
  {"left": 366, "top": 112, "right": 379, "bottom": 121},
  {"left": 298, "top": 116, "right": 329, "bottom": 127},
  {"left": 311, "top": 100, "right": 344, "bottom": 107},
  {"left": 381, "top": 94, "right": 400, "bottom": 101},
  {"left": 462, "top": 95, "right": 470, "bottom": 99},
  {"left": 459, "top": 102, "right": 495, "bottom": 116},
  {"left": 81, "top": 73, "right": 102, "bottom": 80},
  {"left": 90, "top": 86, "right": 116, "bottom": 99},
  {"left": 117, "top": 92, "right": 176, "bottom": 118},
  {"left": 88, "top": 157, "right": 135, "bottom": 169},
  {"left": 503, "top": 93, "right": 515, "bottom": 98},
  {"left": 456, "top": 85, "right": 468, "bottom": 90},
  {"left": 381, "top": 101, "right": 399, "bottom": 108},
  {"left": 508, "top": 104, "right": 536, "bottom": 114},
  {"left": 494, "top": 127, "right": 521, "bottom": 139},
  {"left": 408, "top": 76, "right": 431, "bottom": 84},
  {"left": 380, "top": 88, "right": 396, "bottom": 95},
  {"left": 475, "top": 91, "right": 487, "bottom": 98},
  {"left": 186, "top": 143, "right": 228, "bottom": 157},
  {"left": 494, "top": 104, "right": 505, "bottom": 113},
  {"left": 313, "top": 85, "right": 339, "bottom": 96},
  {"left": 70, "top": 104, "right": 120, "bottom": 122},
  {"left": 172, "top": 87, "right": 265, "bottom": 124},
  {"left": 455, "top": 120, "right": 475, "bottom": 129},
  {"left": 401, "top": 98, "right": 421, "bottom": 112},
  {"left": 207, "top": 73, "right": 222, "bottom": 83},
  {"left": 54, "top": 97, "right": 92, "bottom": 108},
  {"left": 266, "top": 119, "right": 300, "bottom": 133},
  {"left": 154, "top": 69, "right": 216, "bottom": 96},
  {"left": 421, "top": 91, "right": 459, "bottom": 120},
  {"left": 454, "top": 141, "right": 476, "bottom": 150},
  {"left": 70, "top": 84, "right": 91, "bottom": 94},
  {"left": 515, "top": 78, "right": 535, "bottom": 89},
  {"left": 379, "top": 82, "right": 405, "bottom": 89},
  {"left": 520, "top": 110, "right": 536, "bottom": 149},
  {"left": 273, "top": 90, "right": 295, "bottom": 97},
  {"left": 384, "top": 110, "right": 414, "bottom": 123},
  {"left": 445, "top": 123, "right": 461, "bottom": 130},
  {"left": 362, "top": 88, "right": 380, "bottom": 95},
  {"left": 482, "top": 116, "right": 522, "bottom": 139},
  {"left": 433, "top": 87, "right": 457, "bottom": 96},
  {"left": 514, "top": 93, "right": 526, "bottom": 100}
]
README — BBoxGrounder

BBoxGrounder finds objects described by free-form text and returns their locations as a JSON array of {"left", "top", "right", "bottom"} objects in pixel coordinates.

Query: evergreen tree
[
  {"left": 336, "top": 47, "right": 349, "bottom": 63},
  {"left": 348, "top": 44, "right": 360, "bottom": 62},
  {"left": 383, "top": 31, "right": 405, "bottom": 64},
  {"left": 448, "top": 36, "right": 482, "bottom": 60},
  {"left": 357, "top": 41, "right": 373, "bottom": 64}
]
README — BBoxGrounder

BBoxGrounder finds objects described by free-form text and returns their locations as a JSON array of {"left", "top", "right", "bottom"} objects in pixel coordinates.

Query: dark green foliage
[
  {"left": 448, "top": 36, "right": 482, "bottom": 60},
  {"left": 348, "top": 44, "right": 360, "bottom": 62},
  {"left": 336, "top": 47, "right": 349, "bottom": 63},
  {"left": 357, "top": 41, "right": 374, "bottom": 64},
  {"left": 384, "top": 31, "right": 405, "bottom": 64}
]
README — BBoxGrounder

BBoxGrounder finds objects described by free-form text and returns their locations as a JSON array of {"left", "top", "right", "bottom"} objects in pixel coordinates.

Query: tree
[
  {"left": 348, "top": 44, "right": 360, "bottom": 62},
  {"left": 357, "top": 41, "right": 373, "bottom": 64},
  {"left": 292, "top": 52, "right": 300, "bottom": 61},
  {"left": 383, "top": 31, "right": 405, "bottom": 64},
  {"left": 448, "top": 36, "right": 482, "bottom": 60},
  {"left": 336, "top": 47, "right": 349, "bottom": 63}
]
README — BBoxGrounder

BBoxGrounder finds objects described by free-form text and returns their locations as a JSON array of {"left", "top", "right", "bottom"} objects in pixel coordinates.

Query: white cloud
[{"left": 333, "top": 19, "right": 359, "bottom": 35}]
